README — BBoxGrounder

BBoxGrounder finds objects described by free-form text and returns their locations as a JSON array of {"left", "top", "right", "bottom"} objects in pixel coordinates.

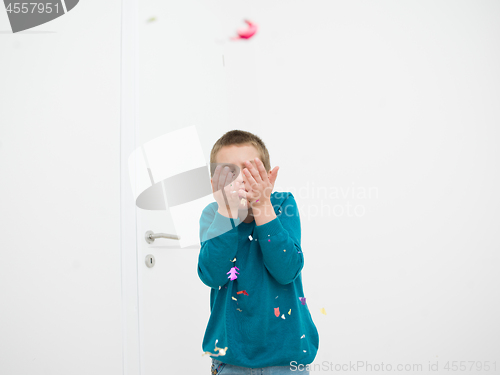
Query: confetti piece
[
  {"left": 240, "top": 198, "right": 246, "bottom": 205},
  {"left": 237, "top": 290, "right": 249, "bottom": 296},
  {"left": 297, "top": 251, "right": 302, "bottom": 254},
  {"left": 146, "top": 17, "right": 156, "bottom": 23},
  {"left": 268, "top": 239, "right": 271, "bottom": 242},
  {"left": 248, "top": 235, "right": 253, "bottom": 241},
  {"left": 227, "top": 266, "right": 240, "bottom": 280},
  {"left": 303, "top": 350, "right": 307, "bottom": 353},
  {"left": 275, "top": 296, "right": 278, "bottom": 299},
  {"left": 288, "top": 309, "right": 291, "bottom": 315},
  {"left": 219, "top": 286, "right": 221, "bottom": 290},
  {"left": 232, "top": 297, "right": 237, "bottom": 301},
  {"left": 299, "top": 297, "right": 306, "bottom": 305},
  {"left": 256, "top": 199, "right": 259, "bottom": 202},
  {"left": 301, "top": 335, "right": 305, "bottom": 339},
  {"left": 230, "top": 19, "right": 258, "bottom": 40},
  {"left": 237, "top": 308, "right": 242, "bottom": 312},
  {"left": 202, "top": 340, "right": 228, "bottom": 357},
  {"left": 320, "top": 308, "right": 327, "bottom": 315},
  {"left": 281, "top": 314, "right": 285, "bottom": 319},
  {"left": 203, "top": 348, "right": 228, "bottom": 357},
  {"left": 283, "top": 249, "right": 286, "bottom": 252},
  {"left": 274, "top": 307, "right": 280, "bottom": 317},
  {"left": 230, "top": 258, "right": 236, "bottom": 262}
]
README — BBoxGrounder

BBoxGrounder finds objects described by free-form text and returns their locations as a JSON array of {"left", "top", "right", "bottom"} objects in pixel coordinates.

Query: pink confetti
[
  {"left": 299, "top": 297, "right": 306, "bottom": 305},
  {"left": 227, "top": 266, "right": 240, "bottom": 281},
  {"left": 274, "top": 307, "right": 280, "bottom": 317},
  {"left": 268, "top": 239, "right": 271, "bottom": 242},
  {"left": 231, "top": 20, "right": 258, "bottom": 40}
]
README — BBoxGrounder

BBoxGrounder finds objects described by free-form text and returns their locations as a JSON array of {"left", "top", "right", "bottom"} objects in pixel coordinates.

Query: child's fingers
[{"left": 254, "top": 158, "right": 269, "bottom": 183}]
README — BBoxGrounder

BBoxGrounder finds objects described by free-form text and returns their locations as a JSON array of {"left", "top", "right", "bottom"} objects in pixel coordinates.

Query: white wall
[{"left": 0, "top": 1, "right": 123, "bottom": 374}]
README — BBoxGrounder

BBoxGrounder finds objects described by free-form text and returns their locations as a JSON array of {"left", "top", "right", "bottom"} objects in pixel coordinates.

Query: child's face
[{"left": 212, "top": 144, "right": 270, "bottom": 212}]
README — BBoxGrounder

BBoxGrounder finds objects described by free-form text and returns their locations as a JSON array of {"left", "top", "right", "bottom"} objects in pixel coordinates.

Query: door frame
[{"left": 121, "top": 0, "right": 141, "bottom": 373}]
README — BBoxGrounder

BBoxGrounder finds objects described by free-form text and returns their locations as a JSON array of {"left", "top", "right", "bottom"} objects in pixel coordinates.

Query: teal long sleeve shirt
[{"left": 197, "top": 191, "right": 319, "bottom": 368}]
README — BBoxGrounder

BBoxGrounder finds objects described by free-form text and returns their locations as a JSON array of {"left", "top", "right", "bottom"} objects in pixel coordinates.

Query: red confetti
[
  {"left": 231, "top": 19, "right": 258, "bottom": 40},
  {"left": 237, "top": 290, "right": 249, "bottom": 296},
  {"left": 274, "top": 307, "right": 280, "bottom": 317}
]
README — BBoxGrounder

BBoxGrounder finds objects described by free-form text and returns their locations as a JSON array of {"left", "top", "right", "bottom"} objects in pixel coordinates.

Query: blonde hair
[{"left": 210, "top": 130, "right": 271, "bottom": 177}]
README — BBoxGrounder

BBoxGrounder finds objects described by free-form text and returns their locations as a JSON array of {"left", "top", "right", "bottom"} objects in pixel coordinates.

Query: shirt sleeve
[
  {"left": 197, "top": 205, "right": 241, "bottom": 289},
  {"left": 253, "top": 193, "right": 304, "bottom": 285}
]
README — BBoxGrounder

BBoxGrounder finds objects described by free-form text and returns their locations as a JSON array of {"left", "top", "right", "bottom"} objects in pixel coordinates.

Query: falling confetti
[
  {"left": 256, "top": 199, "right": 259, "bottom": 203},
  {"left": 219, "top": 286, "right": 221, "bottom": 290},
  {"left": 288, "top": 309, "right": 291, "bottom": 315},
  {"left": 268, "top": 239, "right": 271, "bottom": 242},
  {"left": 237, "top": 290, "right": 249, "bottom": 296},
  {"left": 230, "top": 19, "right": 258, "bottom": 40},
  {"left": 281, "top": 314, "right": 285, "bottom": 319},
  {"left": 230, "top": 258, "right": 237, "bottom": 262},
  {"left": 299, "top": 297, "right": 306, "bottom": 305},
  {"left": 301, "top": 335, "right": 305, "bottom": 339},
  {"left": 283, "top": 249, "right": 286, "bottom": 252},
  {"left": 275, "top": 296, "right": 279, "bottom": 299},
  {"left": 227, "top": 266, "right": 240, "bottom": 280},
  {"left": 232, "top": 296, "right": 237, "bottom": 301},
  {"left": 320, "top": 308, "right": 327, "bottom": 315},
  {"left": 202, "top": 340, "right": 228, "bottom": 357},
  {"left": 303, "top": 350, "right": 307, "bottom": 353},
  {"left": 237, "top": 308, "right": 243, "bottom": 312},
  {"left": 274, "top": 307, "right": 280, "bottom": 317},
  {"left": 248, "top": 235, "right": 253, "bottom": 241}
]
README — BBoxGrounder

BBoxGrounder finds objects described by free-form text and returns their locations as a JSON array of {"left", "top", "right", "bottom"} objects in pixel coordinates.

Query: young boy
[{"left": 198, "top": 130, "right": 319, "bottom": 374}]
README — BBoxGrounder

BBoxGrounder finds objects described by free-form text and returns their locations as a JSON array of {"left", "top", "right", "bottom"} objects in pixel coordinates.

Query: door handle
[{"left": 145, "top": 230, "right": 181, "bottom": 244}]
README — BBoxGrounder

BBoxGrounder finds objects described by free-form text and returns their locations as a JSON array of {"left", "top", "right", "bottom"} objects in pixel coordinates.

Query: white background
[{"left": 1, "top": 0, "right": 500, "bottom": 374}]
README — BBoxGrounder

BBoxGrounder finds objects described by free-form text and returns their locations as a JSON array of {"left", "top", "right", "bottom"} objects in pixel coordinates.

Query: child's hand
[
  {"left": 242, "top": 157, "right": 279, "bottom": 208},
  {"left": 211, "top": 164, "right": 247, "bottom": 217}
]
